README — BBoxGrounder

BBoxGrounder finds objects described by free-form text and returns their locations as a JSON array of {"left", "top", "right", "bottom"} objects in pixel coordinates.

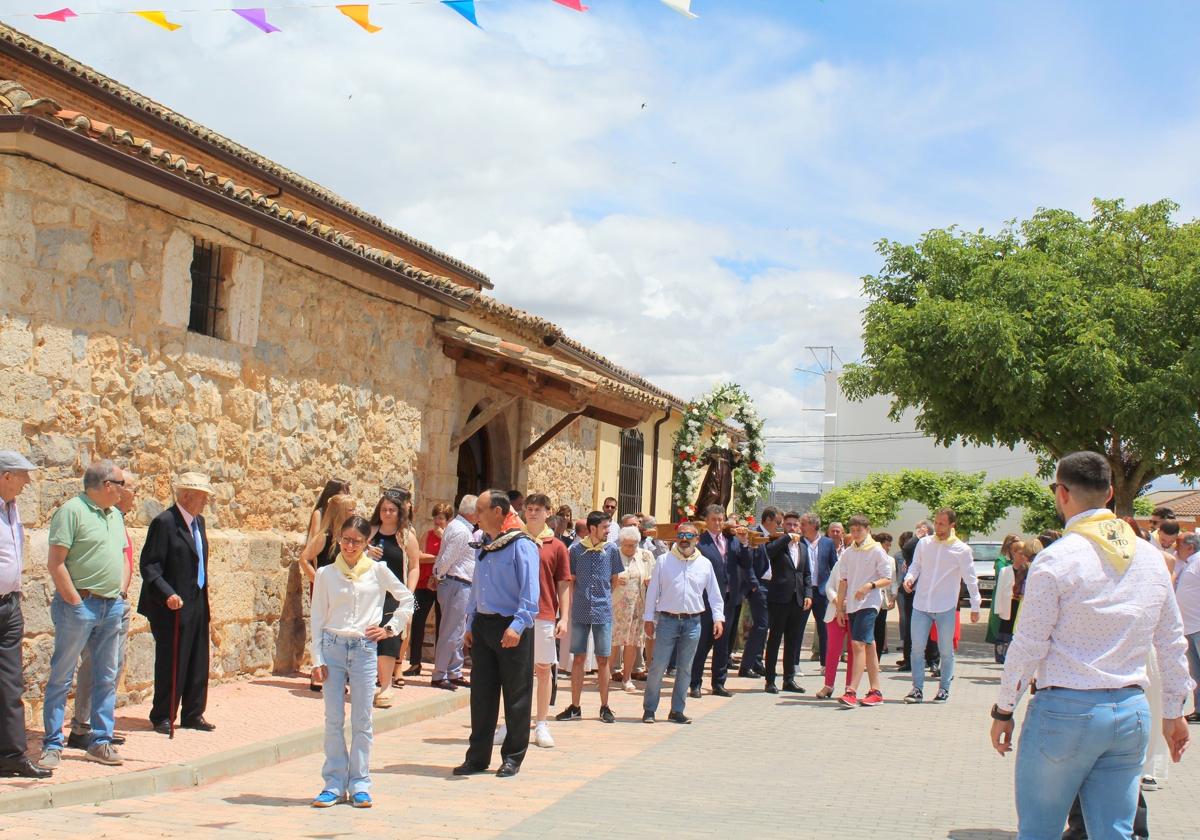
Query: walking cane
[{"left": 169, "top": 608, "right": 180, "bottom": 740}]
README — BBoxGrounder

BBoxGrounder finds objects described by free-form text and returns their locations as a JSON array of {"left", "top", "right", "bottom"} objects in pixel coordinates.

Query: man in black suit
[
  {"left": 763, "top": 511, "right": 813, "bottom": 693},
  {"left": 138, "top": 472, "right": 216, "bottom": 734},
  {"left": 738, "top": 507, "right": 779, "bottom": 678},
  {"left": 689, "top": 505, "right": 752, "bottom": 698}
]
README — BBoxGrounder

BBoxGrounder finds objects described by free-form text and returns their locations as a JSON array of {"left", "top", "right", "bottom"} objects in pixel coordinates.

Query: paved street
[{"left": 4, "top": 635, "right": 1196, "bottom": 839}]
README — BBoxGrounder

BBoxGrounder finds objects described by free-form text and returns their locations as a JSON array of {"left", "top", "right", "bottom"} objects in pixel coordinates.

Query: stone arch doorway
[{"left": 456, "top": 404, "right": 492, "bottom": 503}]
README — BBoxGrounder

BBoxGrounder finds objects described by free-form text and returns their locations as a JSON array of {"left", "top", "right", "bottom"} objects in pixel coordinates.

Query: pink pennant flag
[
  {"left": 551, "top": 0, "right": 589, "bottom": 10},
  {"left": 233, "top": 8, "right": 281, "bottom": 33},
  {"left": 35, "top": 8, "right": 77, "bottom": 22}
]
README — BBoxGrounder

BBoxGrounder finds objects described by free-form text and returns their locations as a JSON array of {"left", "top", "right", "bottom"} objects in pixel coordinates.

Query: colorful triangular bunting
[
  {"left": 552, "top": 0, "right": 589, "bottom": 10},
  {"left": 661, "top": 0, "right": 698, "bottom": 18},
  {"left": 337, "top": 4, "right": 381, "bottom": 33},
  {"left": 442, "top": 0, "right": 480, "bottom": 28},
  {"left": 35, "top": 8, "right": 77, "bottom": 22},
  {"left": 132, "top": 10, "right": 182, "bottom": 31},
  {"left": 233, "top": 8, "right": 281, "bottom": 33}
]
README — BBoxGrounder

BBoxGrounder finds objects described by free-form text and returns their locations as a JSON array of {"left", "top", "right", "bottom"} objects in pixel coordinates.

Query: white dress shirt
[
  {"left": 840, "top": 543, "right": 891, "bottom": 612},
  {"left": 432, "top": 515, "right": 476, "bottom": 582},
  {"left": 643, "top": 550, "right": 725, "bottom": 623},
  {"left": 310, "top": 560, "right": 414, "bottom": 667},
  {"left": 904, "top": 535, "right": 980, "bottom": 612},
  {"left": 0, "top": 498, "right": 24, "bottom": 596},
  {"left": 823, "top": 561, "right": 844, "bottom": 623},
  {"left": 1175, "top": 556, "right": 1200, "bottom": 635},
  {"left": 997, "top": 510, "right": 1194, "bottom": 716}
]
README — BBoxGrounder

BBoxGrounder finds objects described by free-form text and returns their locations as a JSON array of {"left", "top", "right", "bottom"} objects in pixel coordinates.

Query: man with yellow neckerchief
[
  {"left": 836, "top": 515, "right": 893, "bottom": 708},
  {"left": 902, "top": 507, "right": 981, "bottom": 704},
  {"left": 988, "top": 452, "right": 1192, "bottom": 839},
  {"left": 523, "top": 493, "right": 570, "bottom": 749}
]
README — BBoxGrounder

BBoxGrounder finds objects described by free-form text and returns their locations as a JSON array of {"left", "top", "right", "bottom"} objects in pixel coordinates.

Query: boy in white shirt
[{"left": 835, "top": 515, "right": 893, "bottom": 708}]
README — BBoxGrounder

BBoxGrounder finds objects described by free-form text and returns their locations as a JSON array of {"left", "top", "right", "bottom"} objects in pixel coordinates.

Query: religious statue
[{"left": 694, "top": 446, "right": 741, "bottom": 513}]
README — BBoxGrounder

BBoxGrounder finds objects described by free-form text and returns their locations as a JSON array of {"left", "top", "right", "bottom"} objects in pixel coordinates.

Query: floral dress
[{"left": 611, "top": 548, "right": 655, "bottom": 647}]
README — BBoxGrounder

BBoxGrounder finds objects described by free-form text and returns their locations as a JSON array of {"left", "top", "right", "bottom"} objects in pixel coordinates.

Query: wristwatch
[{"left": 990, "top": 704, "right": 1014, "bottom": 721}]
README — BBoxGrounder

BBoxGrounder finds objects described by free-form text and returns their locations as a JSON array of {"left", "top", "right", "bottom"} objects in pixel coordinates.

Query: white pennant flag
[{"left": 661, "top": 0, "right": 698, "bottom": 18}]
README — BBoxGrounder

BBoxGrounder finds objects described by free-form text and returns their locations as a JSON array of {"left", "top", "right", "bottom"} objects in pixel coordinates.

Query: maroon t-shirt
[{"left": 537, "top": 537, "right": 572, "bottom": 621}]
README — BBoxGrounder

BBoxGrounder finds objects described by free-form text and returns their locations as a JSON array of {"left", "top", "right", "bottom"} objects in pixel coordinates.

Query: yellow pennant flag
[
  {"left": 337, "top": 4, "right": 382, "bottom": 33},
  {"left": 133, "top": 10, "right": 182, "bottom": 31}
]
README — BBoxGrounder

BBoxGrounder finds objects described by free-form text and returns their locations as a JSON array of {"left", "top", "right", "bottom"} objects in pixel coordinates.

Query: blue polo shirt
[{"left": 568, "top": 541, "right": 624, "bottom": 624}]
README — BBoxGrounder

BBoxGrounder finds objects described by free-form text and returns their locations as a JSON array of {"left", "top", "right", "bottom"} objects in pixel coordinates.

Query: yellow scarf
[
  {"left": 581, "top": 536, "right": 607, "bottom": 551},
  {"left": 1065, "top": 510, "right": 1137, "bottom": 574},
  {"left": 335, "top": 552, "right": 375, "bottom": 581},
  {"left": 852, "top": 534, "right": 879, "bottom": 553},
  {"left": 934, "top": 529, "right": 961, "bottom": 545},
  {"left": 524, "top": 524, "right": 555, "bottom": 544},
  {"left": 671, "top": 544, "right": 698, "bottom": 562}
]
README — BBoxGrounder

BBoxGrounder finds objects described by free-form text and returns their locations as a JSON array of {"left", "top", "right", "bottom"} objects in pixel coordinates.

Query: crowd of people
[{"left": 1, "top": 448, "right": 1197, "bottom": 838}]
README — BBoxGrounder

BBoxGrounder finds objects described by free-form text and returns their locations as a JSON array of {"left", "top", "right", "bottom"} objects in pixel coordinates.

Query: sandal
[
  {"left": 391, "top": 676, "right": 405, "bottom": 689},
  {"left": 815, "top": 686, "right": 833, "bottom": 699}
]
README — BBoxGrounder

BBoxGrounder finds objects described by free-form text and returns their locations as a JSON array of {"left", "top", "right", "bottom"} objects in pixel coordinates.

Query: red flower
[
  {"left": 679, "top": 451, "right": 688, "bottom": 460},
  {"left": 749, "top": 460, "right": 762, "bottom": 473},
  {"left": 747, "top": 515, "right": 756, "bottom": 525}
]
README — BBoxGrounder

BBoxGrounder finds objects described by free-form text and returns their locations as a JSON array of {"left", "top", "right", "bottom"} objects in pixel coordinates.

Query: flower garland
[{"left": 671, "top": 383, "right": 775, "bottom": 520}]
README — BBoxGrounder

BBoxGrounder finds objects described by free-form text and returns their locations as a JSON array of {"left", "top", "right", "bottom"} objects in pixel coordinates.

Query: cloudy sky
[{"left": 11, "top": 0, "right": 1200, "bottom": 486}]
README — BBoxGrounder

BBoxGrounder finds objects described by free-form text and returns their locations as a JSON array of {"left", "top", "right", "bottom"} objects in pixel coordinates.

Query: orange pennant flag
[
  {"left": 337, "top": 4, "right": 381, "bottom": 33},
  {"left": 132, "top": 10, "right": 182, "bottom": 30}
]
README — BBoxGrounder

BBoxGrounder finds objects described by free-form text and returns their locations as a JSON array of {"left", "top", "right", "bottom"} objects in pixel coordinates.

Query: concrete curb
[{"left": 0, "top": 690, "right": 471, "bottom": 814}]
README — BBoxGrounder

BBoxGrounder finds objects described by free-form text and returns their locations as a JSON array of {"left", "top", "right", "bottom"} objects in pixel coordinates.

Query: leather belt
[
  {"left": 77, "top": 589, "right": 117, "bottom": 600},
  {"left": 659, "top": 611, "right": 702, "bottom": 619},
  {"left": 445, "top": 575, "right": 471, "bottom": 586}
]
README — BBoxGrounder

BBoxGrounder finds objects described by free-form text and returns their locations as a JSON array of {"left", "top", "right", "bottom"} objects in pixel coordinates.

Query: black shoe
[
  {"left": 68, "top": 731, "right": 126, "bottom": 748},
  {"left": 895, "top": 659, "right": 909, "bottom": 668},
  {"left": 452, "top": 762, "right": 489, "bottom": 776},
  {"left": 1186, "top": 712, "right": 1200, "bottom": 724},
  {"left": 782, "top": 680, "right": 805, "bottom": 694},
  {"left": 903, "top": 688, "right": 923, "bottom": 704},
  {"left": 896, "top": 663, "right": 912, "bottom": 673},
  {"left": 599, "top": 705, "right": 616, "bottom": 723},
  {"left": 0, "top": 757, "right": 52, "bottom": 779},
  {"left": 688, "top": 687, "right": 702, "bottom": 699},
  {"left": 933, "top": 688, "right": 950, "bottom": 703},
  {"left": 711, "top": 686, "right": 732, "bottom": 698},
  {"left": 555, "top": 704, "right": 582, "bottom": 722},
  {"left": 764, "top": 682, "right": 778, "bottom": 694},
  {"left": 181, "top": 717, "right": 216, "bottom": 731},
  {"left": 667, "top": 711, "right": 692, "bottom": 725},
  {"left": 930, "top": 666, "right": 941, "bottom": 678},
  {"left": 431, "top": 679, "right": 458, "bottom": 691},
  {"left": 496, "top": 760, "right": 521, "bottom": 778},
  {"left": 153, "top": 720, "right": 172, "bottom": 735},
  {"left": 403, "top": 664, "right": 422, "bottom": 677},
  {"left": 665, "top": 667, "right": 676, "bottom": 677},
  {"left": 642, "top": 710, "right": 655, "bottom": 724}
]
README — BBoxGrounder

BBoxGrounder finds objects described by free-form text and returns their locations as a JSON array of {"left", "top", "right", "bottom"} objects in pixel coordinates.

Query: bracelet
[{"left": 990, "top": 704, "right": 1014, "bottom": 721}]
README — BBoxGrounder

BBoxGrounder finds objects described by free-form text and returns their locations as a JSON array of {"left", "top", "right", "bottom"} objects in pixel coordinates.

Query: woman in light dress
[{"left": 610, "top": 526, "right": 656, "bottom": 693}]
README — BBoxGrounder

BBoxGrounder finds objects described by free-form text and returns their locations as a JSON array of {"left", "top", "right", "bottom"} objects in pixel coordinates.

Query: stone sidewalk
[{"left": 4, "top": 623, "right": 1197, "bottom": 838}]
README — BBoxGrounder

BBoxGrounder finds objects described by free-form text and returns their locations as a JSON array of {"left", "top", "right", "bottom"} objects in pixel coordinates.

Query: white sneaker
[
  {"left": 623, "top": 680, "right": 637, "bottom": 693},
  {"left": 493, "top": 724, "right": 507, "bottom": 745},
  {"left": 533, "top": 722, "right": 555, "bottom": 748},
  {"left": 373, "top": 686, "right": 394, "bottom": 709}
]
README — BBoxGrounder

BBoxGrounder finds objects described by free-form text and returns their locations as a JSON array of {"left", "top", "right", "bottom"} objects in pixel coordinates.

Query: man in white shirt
[
  {"left": 602, "top": 498, "right": 620, "bottom": 544},
  {"left": 431, "top": 495, "right": 479, "bottom": 690},
  {"left": 902, "top": 507, "right": 980, "bottom": 704},
  {"left": 989, "top": 452, "right": 1192, "bottom": 839},
  {"left": 1174, "top": 533, "right": 1200, "bottom": 723},
  {"left": 641, "top": 523, "right": 723, "bottom": 725}
]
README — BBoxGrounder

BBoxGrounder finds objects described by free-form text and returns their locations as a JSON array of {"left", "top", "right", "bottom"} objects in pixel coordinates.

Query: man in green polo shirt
[{"left": 39, "top": 460, "right": 128, "bottom": 769}]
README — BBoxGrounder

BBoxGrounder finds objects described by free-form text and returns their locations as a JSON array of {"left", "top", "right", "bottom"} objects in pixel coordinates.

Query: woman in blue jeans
[{"left": 309, "top": 516, "right": 413, "bottom": 808}]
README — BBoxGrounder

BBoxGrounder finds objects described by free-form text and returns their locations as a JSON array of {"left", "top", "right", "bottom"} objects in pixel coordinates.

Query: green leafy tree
[
  {"left": 813, "top": 469, "right": 1048, "bottom": 539},
  {"left": 841, "top": 199, "right": 1200, "bottom": 515}
]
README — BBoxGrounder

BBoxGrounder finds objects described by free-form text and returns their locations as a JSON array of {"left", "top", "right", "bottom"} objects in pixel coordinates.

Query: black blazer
[
  {"left": 138, "top": 505, "right": 210, "bottom": 624},
  {"left": 765, "top": 534, "right": 813, "bottom": 607}
]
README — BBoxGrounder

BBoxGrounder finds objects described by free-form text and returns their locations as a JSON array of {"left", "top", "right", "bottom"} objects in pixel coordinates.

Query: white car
[{"left": 964, "top": 541, "right": 1002, "bottom": 606}]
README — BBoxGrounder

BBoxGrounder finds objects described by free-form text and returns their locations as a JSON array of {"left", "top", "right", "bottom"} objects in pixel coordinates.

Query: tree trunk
[{"left": 1107, "top": 455, "right": 1144, "bottom": 517}]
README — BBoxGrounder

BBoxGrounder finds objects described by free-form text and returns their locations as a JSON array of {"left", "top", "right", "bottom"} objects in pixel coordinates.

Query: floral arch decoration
[{"left": 671, "top": 383, "right": 775, "bottom": 520}]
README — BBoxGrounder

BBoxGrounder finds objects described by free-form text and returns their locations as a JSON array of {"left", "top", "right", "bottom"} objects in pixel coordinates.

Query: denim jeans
[
  {"left": 319, "top": 632, "right": 378, "bottom": 797},
  {"left": 643, "top": 613, "right": 701, "bottom": 715},
  {"left": 1186, "top": 631, "right": 1200, "bottom": 715},
  {"left": 1015, "top": 687, "right": 1149, "bottom": 840},
  {"left": 910, "top": 607, "right": 956, "bottom": 692},
  {"left": 72, "top": 600, "right": 132, "bottom": 736},
  {"left": 43, "top": 594, "right": 124, "bottom": 750}
]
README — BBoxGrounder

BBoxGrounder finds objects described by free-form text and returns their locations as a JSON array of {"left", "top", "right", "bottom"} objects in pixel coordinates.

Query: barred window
[
  {"left": 617, "top": 428, "right": 644, "bottom": 519},
  {"left": 188, "top": 239, "right": 224, "bottom": 338}
]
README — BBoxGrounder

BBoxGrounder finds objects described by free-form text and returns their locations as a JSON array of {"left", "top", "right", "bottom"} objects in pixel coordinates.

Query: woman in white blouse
[{"left": 309, "top": 516, "right": 414, "bottom": 809}]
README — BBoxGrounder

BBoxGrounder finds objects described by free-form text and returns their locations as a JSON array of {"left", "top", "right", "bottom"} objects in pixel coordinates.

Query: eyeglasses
[
  {"left": 105, "top": 479, "right": 126, "bottom": 487},
  {"left": 1048, "top": 482, "right": 1069, "bottom": 494},
  {"left": 676, "top": 532, "right": 698, "bottom": 540},
  {"left": 339, "top": 536, "right": 367, "bottom": 547}
]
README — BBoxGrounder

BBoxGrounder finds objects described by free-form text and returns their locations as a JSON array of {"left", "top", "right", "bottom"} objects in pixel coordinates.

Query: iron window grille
[
  {"left": 617, "top": 428, "right": 645, "bottom": 519},
  {"left": 188, "top": 239, "right": 224, "bottom": 337}
]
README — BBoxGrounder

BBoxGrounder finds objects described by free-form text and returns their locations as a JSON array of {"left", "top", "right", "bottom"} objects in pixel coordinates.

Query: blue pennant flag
[{"left": 442, "top": 0, "right": 480, "bottom": 27}]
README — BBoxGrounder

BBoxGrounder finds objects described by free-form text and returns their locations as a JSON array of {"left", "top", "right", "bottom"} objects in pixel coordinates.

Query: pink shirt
[{"left": 708, "top": 530, "right": 726, "bottom": 558}]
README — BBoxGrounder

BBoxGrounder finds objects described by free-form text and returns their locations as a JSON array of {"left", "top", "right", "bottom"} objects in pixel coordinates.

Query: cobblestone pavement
[{"left": 3, "top": 633, "right": 1196, "bottom": 839}]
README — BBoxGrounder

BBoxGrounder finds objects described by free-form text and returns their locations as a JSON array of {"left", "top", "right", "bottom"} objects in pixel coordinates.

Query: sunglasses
[
  {"left": 105, "top": 478, "right": 126, "bottom": 487},
  {"left": 676, "top": 532, "right": 698, "bottom": 540},
  {"left": 1047, "top": 482, "right": 1070, "bottom": 494}
]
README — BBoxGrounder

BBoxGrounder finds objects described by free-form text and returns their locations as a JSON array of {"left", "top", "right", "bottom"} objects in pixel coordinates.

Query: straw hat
[{"left": 175, "top": 471, "right": 214, "bottom": 495}]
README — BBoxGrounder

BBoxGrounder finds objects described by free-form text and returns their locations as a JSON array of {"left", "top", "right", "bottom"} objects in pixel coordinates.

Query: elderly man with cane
[{"left": 139, "top": 472, "right": 217, "bottom": 735}]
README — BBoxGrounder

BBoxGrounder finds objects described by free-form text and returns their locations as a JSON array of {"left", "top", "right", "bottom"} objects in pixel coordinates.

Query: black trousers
[
  {"left": 901, "top": 591, "right": 938, "bottom": 664},
  {"left": 691, "top": 602, "right": 730, "bottom": 689},
  {"left": 791, "top": 602, "right": 812, "bottom": 669},
  {"left": 765, "top": 600, "right": 805, "bottom": 682},
  {"left": 465, "top": 613, "right": 533, "bottom": 769},
  {"left": 148, "top": 603, "right": 210, "bottom": 726},
  {"left": 0, "top": 595, "right": 27, "bottom": 759},
  {"left": 1063, "top": 792, "right": 1149, "bottom": 839},
  {"left": 408, "top": 588, "right": 440, "bottom": 666},
  {"left": 725, "top": 598, "right": 744, "bottom": 667},
  {"left": 810, "top": 592, "right": 829, "bottom": 662},
  {"left": 874, "top": 607, "right": 889, "bottom": 653}
]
